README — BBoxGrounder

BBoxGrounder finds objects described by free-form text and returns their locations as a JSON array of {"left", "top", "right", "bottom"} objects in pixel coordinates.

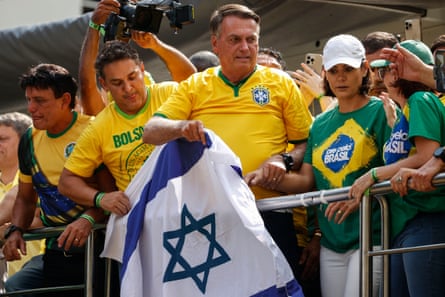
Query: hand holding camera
[{"left": 104, "top": 0, "right": 194, "bottom": 42}]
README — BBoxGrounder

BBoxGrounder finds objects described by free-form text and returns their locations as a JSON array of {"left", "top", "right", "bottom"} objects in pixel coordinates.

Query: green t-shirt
[
  {"left": 384, "top": 91, "right": 445, "bottom": 238},
  {"left": 304, "top": 97, "right": 391, "bottom": 252}
]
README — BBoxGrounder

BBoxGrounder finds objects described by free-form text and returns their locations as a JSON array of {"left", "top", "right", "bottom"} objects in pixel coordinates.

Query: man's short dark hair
[
  {"left": 19, "top": 63, "right": 77, "bottom": 109},
  {"left": 95, "top": 40, "right": 142, "bottom": 78},
  {"left": 209, "top": 4, "right": 260, "bottom": 36},
  {"left": 259, "top": 47, "right": 286, "bottom": 70},
  {"left": 362, "top": 31, "right": 398, "bottom": 55},
  {"left": 189, "top": 50, "right": 220, "bottom": 72}
]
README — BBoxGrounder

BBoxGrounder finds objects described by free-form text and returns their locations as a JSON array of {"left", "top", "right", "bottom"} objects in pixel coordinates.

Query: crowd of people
[{"left": 0, "top": 0, "right": 444, "bottom": 296}]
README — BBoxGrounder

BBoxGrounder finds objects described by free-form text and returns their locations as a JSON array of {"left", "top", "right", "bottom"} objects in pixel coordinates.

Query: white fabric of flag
[{"left": 102, "top": 130, "right": 304, "bottom": 297}]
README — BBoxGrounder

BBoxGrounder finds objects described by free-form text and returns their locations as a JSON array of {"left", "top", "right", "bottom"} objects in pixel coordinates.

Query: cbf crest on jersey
[
  {"left": 251, "top": 86, "right": 270, "bottom": 106},
  {"left": 64, "top": 142, "right": 76, "bottom": 158}
]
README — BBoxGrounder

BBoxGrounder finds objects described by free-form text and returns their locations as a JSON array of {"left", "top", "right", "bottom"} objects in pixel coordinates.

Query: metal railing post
[
  {"left": 85, "top": 229, "right": 95, "bottom": 297},
  {"left": 360, "top": 192, "right": 372, "bottom": 297},
  {"left": 375, "top": 195, "right": 390, "bottom": 297},
  {"left": 104, "top": 258, "right": 113, "bottom": 297}
]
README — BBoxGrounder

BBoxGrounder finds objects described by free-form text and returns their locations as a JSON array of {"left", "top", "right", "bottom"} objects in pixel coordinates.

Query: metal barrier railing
[
  {"left": 256, "top": 172, "right": 445, "bottom": 297},
  {"left": 0, "top": 224, "right": 109, "bottom": 297},
  {"left": 4, "top": 173, "right": 445, "bottom": 296}
]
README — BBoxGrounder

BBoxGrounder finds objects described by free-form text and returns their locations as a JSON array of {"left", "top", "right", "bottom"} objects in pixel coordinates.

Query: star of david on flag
[
  {"left": 101, "top": 129, "right": 304, "bottom": 297},
  {"left": 163, "top": 205, "right": 231, "bottom": 293}
]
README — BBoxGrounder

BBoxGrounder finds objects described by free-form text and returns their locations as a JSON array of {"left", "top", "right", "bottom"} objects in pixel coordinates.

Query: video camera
[{"left": 103, "top": 0, "right": 194, "bottom": 42}]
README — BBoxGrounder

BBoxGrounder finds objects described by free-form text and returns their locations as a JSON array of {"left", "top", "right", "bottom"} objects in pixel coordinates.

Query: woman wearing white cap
[{"left": 255, "top": 34, "right": 391, "bottom": 297}]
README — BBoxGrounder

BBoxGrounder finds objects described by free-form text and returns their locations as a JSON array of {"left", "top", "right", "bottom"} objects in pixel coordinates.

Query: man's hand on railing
[
  {"left": 244, "top": 156, "right": 287, "bottom": 191},
  {"left": 57, "top": 216, "right": 93, "bottom": 251},
  {"left": 3, "top": 229, "right": 26, "bottom": 261},
  {"left": 0, "top": 223, "right": 10, "bottom": 247},
  {"left": 245, "top": 167, "right": 284, "bottom": 191}
]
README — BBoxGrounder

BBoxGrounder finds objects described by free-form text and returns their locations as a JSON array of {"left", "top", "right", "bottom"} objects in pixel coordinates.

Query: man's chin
[
  {"left": 32, "top": 123, "right": 46, "bottom": 131},
  {"left": 234, "top": 62, "right": 254, "bottom": 72}
]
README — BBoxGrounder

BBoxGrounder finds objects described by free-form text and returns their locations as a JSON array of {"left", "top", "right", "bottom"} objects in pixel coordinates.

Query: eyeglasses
[{"left": 376, "top": 67, "right": 390, "bottom": 81}]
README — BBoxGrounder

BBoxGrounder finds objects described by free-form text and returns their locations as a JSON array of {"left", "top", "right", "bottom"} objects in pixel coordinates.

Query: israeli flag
[{"left": 102, "top": 130, "right": 304, "bottom": 297}]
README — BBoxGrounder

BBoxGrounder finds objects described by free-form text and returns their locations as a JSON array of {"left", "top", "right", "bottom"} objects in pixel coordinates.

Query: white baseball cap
[{"left": 323, "top": 34, "right": 365, "bottom": 71}]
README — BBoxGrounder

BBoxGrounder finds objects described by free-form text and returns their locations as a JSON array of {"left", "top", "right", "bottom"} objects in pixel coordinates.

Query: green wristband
[
  {"left": 364, "top": 188, "right": 371, "bottom": 196},
  {"left": 89, "top": 20, "right": 105, "bottom": 35},
  {"left": 79, "top": 213, "right": 96, "bottom": 227},
  {"left": 370, "top": 168, "right": 379, "bottom": 183},
  {"left": 94, "top": 192, "right": 105, "bottom": 208}
]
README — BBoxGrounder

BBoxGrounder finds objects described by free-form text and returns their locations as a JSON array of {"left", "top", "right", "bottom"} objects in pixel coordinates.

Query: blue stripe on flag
[
  {"left": 120, "top": 136, "right": 212, "bottom": 278},
  {"left": 251, "top": 279, "right": 304, "bottom": 297}
]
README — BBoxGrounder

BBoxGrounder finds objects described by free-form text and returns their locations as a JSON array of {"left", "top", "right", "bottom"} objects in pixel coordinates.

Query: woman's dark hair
[
  {"left": 391, "top": 79, "right": 433, "bottom": 98},
  {"left": 19, "top": 63, "right": 77, "bottom": 109}
]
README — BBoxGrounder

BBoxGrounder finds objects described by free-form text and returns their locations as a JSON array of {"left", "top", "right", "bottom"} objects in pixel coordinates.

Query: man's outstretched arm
[{"left": 143, "top": 116, "right": 206, "bottom": 146}]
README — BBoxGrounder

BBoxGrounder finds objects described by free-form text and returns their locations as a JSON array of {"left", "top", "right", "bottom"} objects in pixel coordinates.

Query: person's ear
[
  {"left": 392, "top": 70, "right": 398, "bottom": 81},
  {"left": 61, "top": 92, "right": 72, "bottom": 108},
  {"left": 211, "top": 34, "right": 219, "bottom": 55},
  {"left": 98, "top": 77, "right": 108, "bottom": 92}
]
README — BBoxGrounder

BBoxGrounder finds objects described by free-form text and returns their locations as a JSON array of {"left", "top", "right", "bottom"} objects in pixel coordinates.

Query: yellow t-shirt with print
[
  {"left": 155, "top": 66, "right": 313, "bottom": 199},
  {"left": 65, "top": 82, "right": 178, "bottom": 191}
]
